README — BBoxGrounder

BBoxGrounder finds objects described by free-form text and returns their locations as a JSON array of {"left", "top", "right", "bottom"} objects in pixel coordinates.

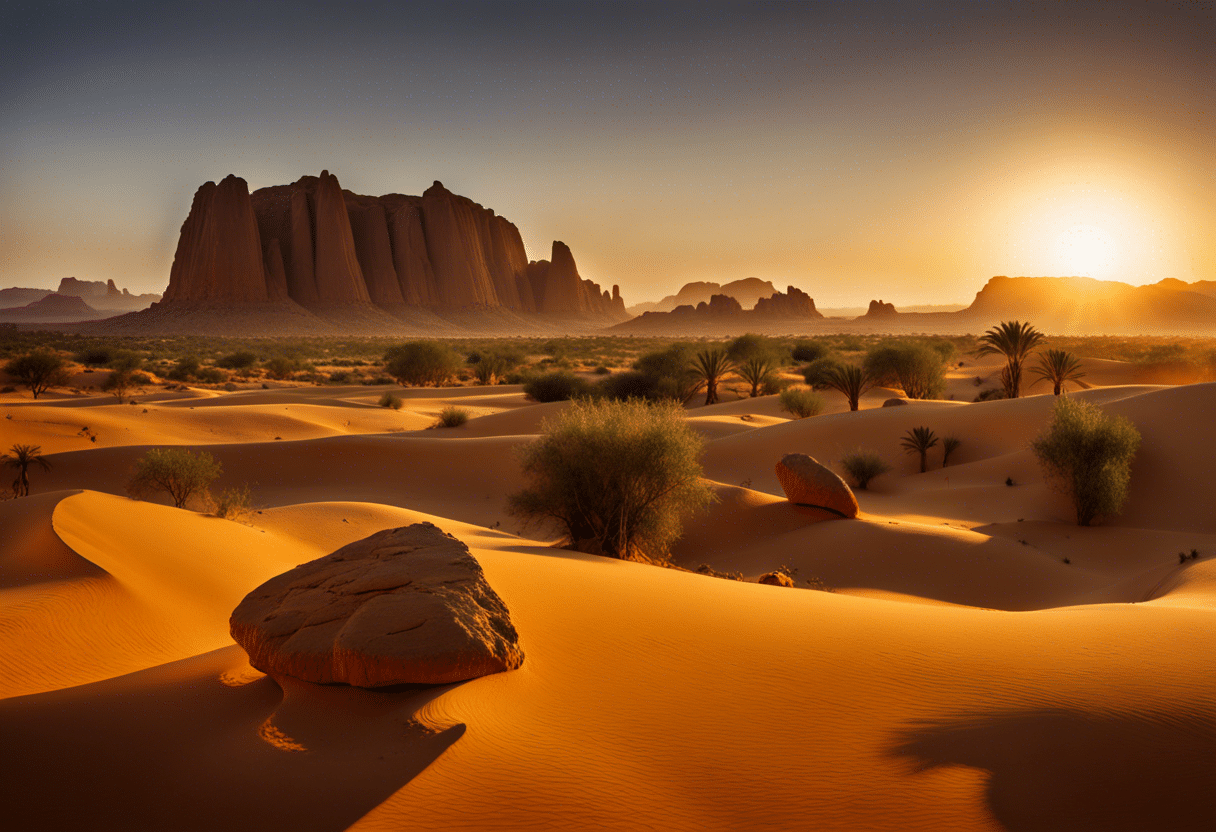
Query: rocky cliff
[
  {"left": 615, "top": 286, "right": 823, "bottom": 334},
  {"left": 158, "top": 172, "right": 627, "bottom": 323}
]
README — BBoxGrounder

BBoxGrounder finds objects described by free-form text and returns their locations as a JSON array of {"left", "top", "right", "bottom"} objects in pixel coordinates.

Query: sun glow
[{"left": 1055, "top": 224, "right": 1119, "bottom": 278}]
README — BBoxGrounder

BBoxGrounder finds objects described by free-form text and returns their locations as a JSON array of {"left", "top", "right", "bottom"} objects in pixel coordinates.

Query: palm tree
[
  {"left": 823, "top": 364, "right": 874, "bottom": 411},
  {"left": 900, "top": 426, "right": 939, "bottom": 473},
  {"left": 976, "top": 321, "right": 1045, "bottom": 398},
  {"left": 2, "top": 444, "right": 52, "bottom": 498},
  {"left": 736, "top": 355, "right": 777, "bottom": 398},
  {"left": 942, "top": 436, "right": 962, "bottom": 467},
  {"left": 691, "top": 348, "right": 735, "bottom": 406},
  {"left": 1030, "top": 349, "right": 1086, "bottom": 396}
]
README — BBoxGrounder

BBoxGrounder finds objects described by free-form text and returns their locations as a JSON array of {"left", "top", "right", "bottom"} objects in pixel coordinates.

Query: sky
[{"left": 1, "top": 0, "right": 1213, "bottom": 307}]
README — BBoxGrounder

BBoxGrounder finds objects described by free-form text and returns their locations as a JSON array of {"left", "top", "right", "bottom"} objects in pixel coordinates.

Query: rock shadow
[
  {"left": 891, "top": 706, "right": 1216, "bottom": 832},
  {"left": 0, "top": 647, "right": 465, "bottom": 832}
]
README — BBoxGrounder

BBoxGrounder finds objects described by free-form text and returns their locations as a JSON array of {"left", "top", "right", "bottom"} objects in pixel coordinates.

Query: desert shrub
[
  {"left": 509, "top": 398, "right": 713, "bottom": 560},
  {"left": 263, "top": 355, "right": 302, "bottom": 380},
  {"left": 327, "top": 370, "right": 352, "bottom": 384},
  {"left": 863, "top": 342, "right": 946, "bottom": 400},
  {"left": 435, "top": 406, "right": 470, "bottom": 428},
  {"left": 384, "top": 341, "right": 462, "bottom": 387},
  {"left": 4, "top": 350, "right": 70, "bottom": 399},
  {"left": 840, "top": 450, "right": 891, "bottom": 490},
  {"left": 599, "top": 369, "right": 663, "bottom": 401},
  {"left": 779, "top": 386, "right": 825, "bottom": 418},
  {"left": 75, "top": 346, "right": 114, "bottom": 366},
  {"left": 726, "top": 333, "right": 781, "bottom": 363},
  {"left": 1031, "top": 395, "right": 1140, "bottom": 526},
  {"left": 167, "top": 355, "right": 201, "bottom": 381},
  {"left": 127, "top": 448, "right": 222, "bottom": 510},
  {"left": 801, "top": 356, "right": 844, "bottom": 389},
  {"left": 469, "top": 347, "right": 525, "bottom": 385},
  {"left": 217, "top": 351, "right": 258, "bottom": 370},
  {"left": 791, "top": 340, "right": 830, "bottom": 363},
  {"left": 213, "top": 484, "right": 253, "bottom": 521},
  {"left": 626, "top": 343, "right": 702, "bottom": 404},
  {"left": 378, "top": 391, "right": 403, "bottom": 409},
  {"left": 365, "top": 374, "right": 395, "bottom": 386},
  {"left": 195, "top": 367, "right": 226, "bottom": 384},
  {"left": 524, "top": 370, "right": 591, "bottom": 402},
  {"left": 974, "top": 388, "right": 1006, "bottom": 402},
  {"left": 761, "top": 374, "right": 792, "bottom": 395}
]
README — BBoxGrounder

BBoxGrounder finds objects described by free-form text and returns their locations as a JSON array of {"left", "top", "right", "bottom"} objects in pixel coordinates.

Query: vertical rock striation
[{"left": 162, "top": 170, "right": 624, "bottom": 322}]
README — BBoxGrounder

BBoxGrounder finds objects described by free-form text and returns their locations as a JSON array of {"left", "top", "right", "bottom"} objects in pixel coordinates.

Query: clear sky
[{"left": 2, "top": 1, "right": 1212, "bottom": 307}]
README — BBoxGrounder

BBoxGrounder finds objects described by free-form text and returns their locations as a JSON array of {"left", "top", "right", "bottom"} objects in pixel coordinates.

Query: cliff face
[
  {"left": 161, "top": 172, "right": 627, "bottom": 321},
  {"left": 753, "top": 286, "right": 821, "bottom": 318}
]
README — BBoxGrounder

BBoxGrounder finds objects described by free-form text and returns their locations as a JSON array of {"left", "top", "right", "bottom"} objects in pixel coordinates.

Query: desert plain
[{"left": 0, "top": 332, "right": 1213, "bottom": 832}]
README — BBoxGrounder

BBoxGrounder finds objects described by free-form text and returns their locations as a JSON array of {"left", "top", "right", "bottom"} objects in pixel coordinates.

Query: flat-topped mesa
[{"left": 161, "top": 171, "right": 625, "bottom": 320}]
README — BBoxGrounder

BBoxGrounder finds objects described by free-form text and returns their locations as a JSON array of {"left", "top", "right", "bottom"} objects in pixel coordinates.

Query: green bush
[
  {"left": 167, "top": 355, "right": 201, "bottom": 381},
  {"left": 779, "top": 386, "right": 825, "bottom": 418},
  {"left": 263, "top": 355, "right": 301, "bottom": 380},
  {"left": 435, "top": 406, "right": 470, "bottom": 428},
  {"left": 217, "top": 351, "right": 258, "bottom": 370},
  {"left": 509, "top": 398, "right": 713, "bottom": 560},
  {"left": 1031, "top": 396, "right": 1140, "bottom": 526},
  {"left": 791, "top": 340, "right": 830, "bottom": 363},
  {"left": 524, "top": 370, "right": 591, "bottom": 402},
  {"left": 801, "top": 356, "right": 844, "bottom": 389},
  {"left": 378, "top": 391, "right": 403, "bottom": 410},
  {"left": 469, "top": 347, "right": 525, "bottom": 385},
  {"left": 384, "top": 341, "right": 462, "bottom": 387},
  {"left": 4, "top": 350, "right": 71, "bottom": 399},
  {"left": 840, "top": 450, "right": 891, "bottom": 490},
  {"left": 75, "top": 346, "right": 114, "bottom": 366},
  {"left": 213, "top": 484, "right": 253, "bottom": 520},
  {"left": 863, "top": 342, "right": 946, "bottom": 400},
  {"left": 127, "top": 448, "right": 222, "bottom": 510}
]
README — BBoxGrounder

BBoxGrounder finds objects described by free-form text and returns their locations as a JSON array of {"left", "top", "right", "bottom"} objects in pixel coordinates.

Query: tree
[
  {"left": 976, "top": 321, "right": 1045, "bottom": 399},
  {"left": 4, "top": 351, "right": 70, "bottom": 399},
  {"left": 470, "top": 347, "right": 524, "bottom": 385},
  {"left": 863, "top": 342, "right": 947, "bottom": 400},
  {"left": 1030, "top": 349, "right": 1086, "bottom": 396},
  {"left": 900, "top": 426, "right": 939, "bottom": 473},
  {"left": 102, "top": 350, "right": 144, "bottom": 403},
  {"left": 942, "top": 436, "right": 962, "bottom": 467},
  {"left": 691, "top": 348, "right": 735, "bottom": 406},
  {"left": 384, "top": 341, "right": 462, "bottom": 387},
  {"left": 1031, "top": 396, "right": 1140, "bottom": 526},
  {"left": 2, "top": 444, "right": 51, "bottom": 498},
  {"left": 820, "top": 364, "right": 874, "bottom": 411},
  {"left": 128, "top": 448, "right": 223, "bottom": 509},
  {"left": 736, "top": 355, "right": 779, "bottom": 397},
  {"left": 840, "top": 450, "right": 891, "bottom": 490},
  {"left": 508, "top": 398, "right": 713, "bottom": 560}
]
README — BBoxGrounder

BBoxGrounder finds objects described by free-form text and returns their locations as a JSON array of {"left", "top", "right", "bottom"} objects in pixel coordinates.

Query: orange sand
[{"left": 1, "top": 367, "right": 1213, "bottom": 831}]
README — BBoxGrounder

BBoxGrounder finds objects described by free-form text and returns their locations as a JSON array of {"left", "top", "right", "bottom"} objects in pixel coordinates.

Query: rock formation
[
  {"left": 230, "top": 523, "right": 524, "bottom": 687},
  {"left": 158, "top": 171, "right": 627, "bottom": 323},
  {"left": 627, "top": 277, "right": 779, "bottom": 315},
  {"left": 758, "top": 571, "right": 796, "bottom": 587},
  {"left": 753, "top": 286, "right": 822, "bottom": 318},
  {"left": 774, "top": 453, "right": 859, "bottom": 518},
  {"left": 863, "top": 299, "right": 897, "bottom": 317},
  {"left": 0, "top": 293, "right": 101, "bottom": 322}
]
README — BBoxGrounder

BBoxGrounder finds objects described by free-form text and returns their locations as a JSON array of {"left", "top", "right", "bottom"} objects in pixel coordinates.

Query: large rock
[
  {"left": 775, "top": 453, "right": 859, "bottom": 518},
  {"left": 230, "top": 523, "right": 524, "bottom": 687},
  {"left": 753, "top": 286, "right": 822, "bottom": 318}
]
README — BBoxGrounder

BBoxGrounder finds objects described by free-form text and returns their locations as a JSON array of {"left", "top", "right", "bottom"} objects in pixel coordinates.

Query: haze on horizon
[{"left": 1, "top": 0, "right": 1212, "bottom": 309}]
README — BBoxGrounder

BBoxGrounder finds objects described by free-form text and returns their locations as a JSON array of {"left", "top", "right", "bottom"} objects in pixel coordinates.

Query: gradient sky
[{"left": 2, "top": 1, "right": 1213, "bottom": 307}]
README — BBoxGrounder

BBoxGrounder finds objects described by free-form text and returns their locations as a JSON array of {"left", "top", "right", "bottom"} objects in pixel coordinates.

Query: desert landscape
[{"left": 2, "top": 2, "right": 1214, "bottom": 831}]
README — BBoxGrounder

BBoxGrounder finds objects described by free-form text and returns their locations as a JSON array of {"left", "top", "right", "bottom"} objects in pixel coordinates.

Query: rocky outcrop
[
  {"left": 882, "top": 397, "right": 909, "bottom": 407},
  {"left": 230, "top": 523, "right": 524, "bottom": 687},
  {"left": 753, "top": 286, "right": 822, "bottom": 318},
  {"left": 0, "top": 293, "right": 102, "bottom": 322},
  {"left": 758, "top": 571, "right": 796, "bottom": 587},
  {"left": 163, "top": 175, "right": 271, "bottom": 306},
  {"left": 864, "top": 299, "right": 897, "bottom": 317},
  {"left": 627, "top": 277, "right": 779, "bottom": 315},
  {"left": 158, "top": 171, "right": 627, "bottom": 323},
  {"left": 775, "top": 453, "right": 859, "bottom": 518}
]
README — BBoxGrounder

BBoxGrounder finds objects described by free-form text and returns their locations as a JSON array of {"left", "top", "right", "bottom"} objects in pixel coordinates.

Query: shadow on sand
[
  {"left": 0, "top": 646, "right": 465, "bottom": 832},
  {"left": 891, "top": 706, "right": 1216, "bottom": 832}
]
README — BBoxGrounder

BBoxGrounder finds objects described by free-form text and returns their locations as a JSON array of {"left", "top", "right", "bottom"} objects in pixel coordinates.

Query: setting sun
[{"left": 1056, "top": 224, "right": 1119, "bottom": 277}]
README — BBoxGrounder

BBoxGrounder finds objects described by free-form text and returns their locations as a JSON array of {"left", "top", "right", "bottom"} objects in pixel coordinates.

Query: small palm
[
  {"left": 900, "top": 426, "right": 939, "bottom": 473},
  {"left": 691, "top": 348, "right": 735, "bottom": 406},
  {"left": 976, "top": 321, "right": 1045, "bottom": 398},
  {"left": 1030, "top": 349, "right": 1085, "bottom": 396},
  {"left": 2, "top": 443, "right": 52, "bottom": 497}
]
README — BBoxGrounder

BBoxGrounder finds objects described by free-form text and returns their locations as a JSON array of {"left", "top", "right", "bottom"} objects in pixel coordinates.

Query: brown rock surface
[
  {"left": 753, "top": 286, "right": 821, "bottom": 318},
  {"left": 758, "top": 571, "right": 796, "bottom": 588},
  {"left": 346, "top": 197, "right": 405, "bottom": 306},
  {"left": 421, "top": 181, "right": 499, "bottom": 308},
  {"left": 864, "top": 299, "right": 898, "bottom": 317},
  {"left": 312, "top": 170, "right": 371, "bottom": 305},
  {"left": 775, "top": 453, "right": 859, "bottom": 518},
  {"left": 230, "top": 523, "right": 524, "bottom": 687},
  {"left": 163, "top": 175, "right": 270, "bottom": 306}
]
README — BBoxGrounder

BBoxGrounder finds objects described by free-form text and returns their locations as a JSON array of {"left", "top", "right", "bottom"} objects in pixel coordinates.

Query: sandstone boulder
[
  {"left": 882, "top": 397, "right": 909, "bottom": 407},
  {"left": 775, "top": 453, "right": 859, "bottom": 518},
  {"left": 230, "top": 523, "right": 524, "bottom": 687},
  {"left": 758, "top": 571, "right": 795, "bottom": 587}
]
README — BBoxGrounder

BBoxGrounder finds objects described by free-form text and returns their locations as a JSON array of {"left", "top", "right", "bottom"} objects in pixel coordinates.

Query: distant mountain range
[
  {"left": 626, "top": 278, "right": 780, "bottom": 315},
  {"left": 0, "top": 278, "right": 161, "bottom": 323}
]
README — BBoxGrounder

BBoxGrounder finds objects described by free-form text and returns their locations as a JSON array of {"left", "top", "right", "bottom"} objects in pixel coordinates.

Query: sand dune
[{"left": 2, "top": 364, "right": 1213, "bottom": 831}]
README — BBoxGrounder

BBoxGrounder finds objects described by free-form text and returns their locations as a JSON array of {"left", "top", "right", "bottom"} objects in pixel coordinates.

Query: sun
[{"left": 1055, "top": 224, "right": 1119, "bottom": 278}]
